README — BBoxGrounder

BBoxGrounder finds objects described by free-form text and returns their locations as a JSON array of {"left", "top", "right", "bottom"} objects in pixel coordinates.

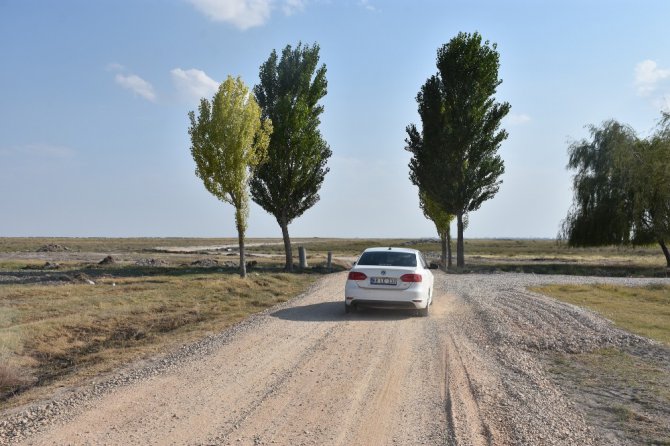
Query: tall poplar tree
[
  {"left": 251, "top": 42, "right": 331, "bottom": 271},
  {"left": 189, "top": 76, "right": 272, "bottom": 278},
  {"left": 406, "top": 32, "right": 510, "bottom": 267}
]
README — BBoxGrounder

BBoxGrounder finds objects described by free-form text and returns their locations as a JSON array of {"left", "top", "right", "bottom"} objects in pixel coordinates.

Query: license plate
[{"left": 370, "top": 277, "right": 397, "bottom": 285}]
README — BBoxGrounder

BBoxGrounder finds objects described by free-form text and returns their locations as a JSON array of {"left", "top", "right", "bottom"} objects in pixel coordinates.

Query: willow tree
[
  {"left": 560, "top": 120, "right": 637, "bottom": 247},
  {"left": 419, "top": 191, "right": 454, "bottom": 269},
  {"left": 562, "top": 115, "right": 670, "bottom": 266},
  {"left": 635, "top": 113, "right": 670, "bottom": 266},
  {"left": 406, "top": 32, "right": 510, "bottom": 267},
  {"left": 629, "top": 116, "right": 670, "bottom": 266},
  {"left": 189, "top": 76, "right": 272, "bottom": 277},
  {"left": 251, "top": 42, "right": 331, "bottom": 272}
]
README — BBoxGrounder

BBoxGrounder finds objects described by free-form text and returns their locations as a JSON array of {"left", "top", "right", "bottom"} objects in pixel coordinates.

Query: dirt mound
[
  {"left": 98, "top": 256, "right": 116, "bottom": 265},
  {"left": 58, "top": 272, "right": 95, "bottom": 285},
  {"left": 190, "top": 259, "right": 219, "bottom": 268},
  {"left": 36, "top": 244, "right": 70, "bottom": 252},
  {"left": 22, "top": 262, "right": 61, "bottom": 270},
  {"left": 135, "top": 258, "right": 169, "bottom": 267},
  {"left": 400, "top": 238, "right": 439, "bottom": 246}
]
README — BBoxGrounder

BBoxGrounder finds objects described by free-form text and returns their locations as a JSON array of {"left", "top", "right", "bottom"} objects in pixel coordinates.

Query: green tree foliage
[
  {"left": 251, "top": 42, "right": 331, "bottom": 271},
  {"left": 561, "top": 121, "right": 637, "bottom": 246},
  {"left": 189, "top": 76, "right": 272, "bottom": 277},
  {"left": 632, "top": 114, "right": 670, "bottom": 263},
  {"left": 406, "top": 32, "right": 510, "bottom": 267},
  {"left": 419, "top": 191, "right": 454, "bottom": 269},
  {"left": 562, "top": 114, "right": 670, "bottom": 266}
]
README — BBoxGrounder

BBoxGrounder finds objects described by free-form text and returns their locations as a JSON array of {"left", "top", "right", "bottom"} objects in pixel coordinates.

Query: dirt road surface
[{"left": 2, "top": 272, "right": 667, "bottom": 445}]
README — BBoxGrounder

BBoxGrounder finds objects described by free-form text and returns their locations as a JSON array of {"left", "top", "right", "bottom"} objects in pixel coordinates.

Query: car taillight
[
  {"left": 400, "top": 273, "right": 422, "bottom": 282},
  {"left": 348, "top": 271, "right": 367, "bottom": 281}
]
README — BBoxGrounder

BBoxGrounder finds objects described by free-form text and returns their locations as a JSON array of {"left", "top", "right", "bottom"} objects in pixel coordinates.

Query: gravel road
[{"left": 1, "top": 272, "right": 668, "bottom": 445}]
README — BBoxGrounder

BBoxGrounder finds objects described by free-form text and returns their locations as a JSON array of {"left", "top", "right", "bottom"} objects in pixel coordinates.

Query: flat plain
[{"left": 1, "top": 237, "right": 668, "bottom": 445}]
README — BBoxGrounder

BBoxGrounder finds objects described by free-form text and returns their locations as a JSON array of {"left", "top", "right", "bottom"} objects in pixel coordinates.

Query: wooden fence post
[{"left": 299, "top": 246, "right": 308, "bottom": 270}]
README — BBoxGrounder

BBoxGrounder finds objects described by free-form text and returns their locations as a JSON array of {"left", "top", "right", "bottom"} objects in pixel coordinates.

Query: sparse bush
[{"left": 0, "top": 361, "right": 31, "bottom": 392}]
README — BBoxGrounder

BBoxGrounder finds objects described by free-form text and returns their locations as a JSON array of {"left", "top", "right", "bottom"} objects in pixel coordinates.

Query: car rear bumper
[
  {"left": 347, "top": 299, "right": 421, "bottom": 310},
  {"left": 344, "top": 284, "right": 429, "bottom": 309}
]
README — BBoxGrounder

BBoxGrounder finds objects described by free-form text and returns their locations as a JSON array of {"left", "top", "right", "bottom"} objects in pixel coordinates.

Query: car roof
[{"left": 362, "top": 247, "right": 420, "bottom": 255}]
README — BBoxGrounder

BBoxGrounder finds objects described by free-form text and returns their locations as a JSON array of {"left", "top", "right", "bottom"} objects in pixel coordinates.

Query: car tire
[
  {"left": 345, "top": 303, "right": 351, "bottom": 314},
  {"left": 418, "top": 305, "right": 429, "bottom": 317}
]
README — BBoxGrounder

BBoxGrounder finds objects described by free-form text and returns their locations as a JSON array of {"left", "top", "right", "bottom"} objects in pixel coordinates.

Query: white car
[{"left": 344, "top": 247, "right": 437, "bottom": 317}]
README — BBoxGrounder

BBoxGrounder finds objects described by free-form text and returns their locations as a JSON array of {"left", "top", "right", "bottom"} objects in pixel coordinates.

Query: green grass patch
[{"left": 531, "top": 284, "right": 670, "bottom": 345}]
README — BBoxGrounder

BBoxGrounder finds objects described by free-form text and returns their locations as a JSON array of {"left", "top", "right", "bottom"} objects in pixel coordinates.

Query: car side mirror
[{"left": 429, "top": 263, "right": 439, "bottom": 270}]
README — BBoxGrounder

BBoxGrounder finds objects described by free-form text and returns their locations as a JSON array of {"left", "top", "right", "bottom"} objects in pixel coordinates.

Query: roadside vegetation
[
  {"left": 531, "top": 283, "right": 670, "bottom": 344},
  {"left": 0, "top": 262, "right": 317, "bottom": 409},
  {"left": 535, "top": 283, "right": 670, "bottom": 444},
  {"left": 547, "top": 347, "right": 670, "bottom": 445}
]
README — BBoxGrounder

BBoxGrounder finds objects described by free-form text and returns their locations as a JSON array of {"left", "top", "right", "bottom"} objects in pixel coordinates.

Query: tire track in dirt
[{"left": 444, "top": 332, "right": 493, "bottom": 446}]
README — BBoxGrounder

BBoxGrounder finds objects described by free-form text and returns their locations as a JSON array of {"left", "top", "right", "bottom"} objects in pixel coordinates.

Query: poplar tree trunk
[
  {"left": 457, "top": 213, "right": 465, "bottom": 268},
  {"left": 280, "top": 221, "right": 293, "bottom": 272},
  {"left": 440, "top": 233, "right": 447, "bottom": 271},
  {"left": 235, "top": 210, "right": 247, "bottom": 278},
  {"left": 446, "top": 228, "right": 453, "bottom": 269},
  {"left": 660, "top": 240, "right": 670, "bottom": 268}
]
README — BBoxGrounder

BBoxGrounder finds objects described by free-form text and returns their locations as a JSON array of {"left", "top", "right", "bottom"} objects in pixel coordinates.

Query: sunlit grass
[
  {"left": 0, "top": 271, "right": 316, "bottom": 407},
  {"left": 531, "top": 283, "right": 670, "bottom": 345}
]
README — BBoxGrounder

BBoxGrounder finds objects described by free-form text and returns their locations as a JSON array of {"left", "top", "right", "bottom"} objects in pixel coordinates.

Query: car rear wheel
[{"left": 418, "top": 305, "right": 429, "bottom": 317}]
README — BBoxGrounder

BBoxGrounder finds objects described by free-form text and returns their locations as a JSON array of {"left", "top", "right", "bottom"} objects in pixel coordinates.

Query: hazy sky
[{"left": 1, "top": 0, "right": 669, "bottom": 238}]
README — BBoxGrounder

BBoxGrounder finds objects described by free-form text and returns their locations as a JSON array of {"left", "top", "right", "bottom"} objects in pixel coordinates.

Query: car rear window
[{"left": 357, "top": 251, "right": 417, "bottom": 267}]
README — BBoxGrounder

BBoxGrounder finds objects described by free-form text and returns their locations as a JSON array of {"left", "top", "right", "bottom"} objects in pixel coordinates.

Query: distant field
[
  {"left": 0, "top": 237, "right": 667, "bottom": 277},
  {"left": 0, "top": 237, "right": 242, "bottom": 253}
]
